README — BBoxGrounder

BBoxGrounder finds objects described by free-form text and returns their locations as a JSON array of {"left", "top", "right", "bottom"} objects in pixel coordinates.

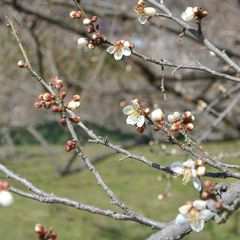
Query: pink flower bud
[{"left": 17, "top": 60, "right": 27, "bottom": 68}]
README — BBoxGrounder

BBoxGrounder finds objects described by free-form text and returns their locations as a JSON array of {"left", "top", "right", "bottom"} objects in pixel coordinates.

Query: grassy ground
[{"left": 0, "top": 141, "right": 240, "bottom": 240}]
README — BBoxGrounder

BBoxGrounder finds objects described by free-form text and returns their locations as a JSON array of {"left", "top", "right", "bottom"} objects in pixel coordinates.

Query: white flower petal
[
  {"left": 131, "top": 100, "right": 140, "bottom": 108},
  {"left": 122, "top": 47, "right": 131, "bottom": 56},
  {"left": 179, "top": 204, "right": 192, "bottom": 215},
  {"left": 0, "top": 191, "right": 14, "bottom": 207},
  {"left": 192, "top": 177, "right": 202, "bottom": 191},
  {"left": 136, "top": 115, "right": 145, "bottom": 127},
  {"left": 193, "top": 200, "right": 207, "bottom": 210},
  {"left": 138, "top": 15, "right": 148, "bottom": 24},
  {"left": 107, "top": 46, "right": 115, "bottom": 54},
  {"left": 183, "top": 159, "right": 195, "bottom": 168},
  {"left": 77, "top": 37, "right": 88, "bottom": 47},
  {"left": 191, "top": 168, "right": 197, "bottom": 178},
  {"left": 200, "top": 209, "right": 213, "bottom": 221},
  {"left": 181, "top": 7, "right": 194, "bottom": 22},
  {"left": 126, "top": 115, "right": 138, "bottom": 125},
  {"left": 122, "top": 105, "right": 134, "bottom": 115},
  {"left": 170, "top": 162, "right": 184, "bottom": 175},
  {"left": 191, "top": 219, "right": 204, "bottom": 232},
  {"left": 175, "top": 214, "right": 187, "bottom": 225},
  {"left": 114, "top": 51, "right": 123, "bottom": 60}
]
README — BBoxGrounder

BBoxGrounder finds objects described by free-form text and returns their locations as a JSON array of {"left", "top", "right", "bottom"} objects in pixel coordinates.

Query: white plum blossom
[
  {"left": 0, "top": 191, "right": 14, "bottom": 207},
  {"left": 134, "top": 2, "right": 156, "bottom": 24},
  {"left": 171, "top": 159, "right": 206, "bottom": 191},
  {"left": 181, "top": 7, "right": 198, "bottom": 22},
  {"left": 107, "top": 40, "right": 132, "bottom": 60},
  {"left": 176, "top": 200, "right": 213, "bottom": 232},
  {"left": 122, "top": 100, "right": 145, "bottom": 127}
]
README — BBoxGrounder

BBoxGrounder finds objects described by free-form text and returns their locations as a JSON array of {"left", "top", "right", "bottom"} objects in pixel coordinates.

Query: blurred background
[{"left": 0, "top": 0, "right": 240, "bottom": 239}]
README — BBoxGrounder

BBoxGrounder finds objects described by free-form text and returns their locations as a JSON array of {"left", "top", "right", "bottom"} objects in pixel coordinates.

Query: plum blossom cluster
[
  {"left": 122, "top": 99, "right": 195, "bottom": 135},
  {"left": 168, "top": 111, "right": 195, "bottom": 132},
  {"left": 134, "top": 0, "right": 157, "bottom": 24},
  {"left": 33, "top": 76, "right": 81, "bottom": 152},
  {"left": 72, "top": 9, "right": 103, "bottom": 50},
  {"left": 107, "top": 40, "right": 134, "bottom": 61},
  {"left": 181, "top": 6, "right": 208, "bottom": 22},
  {"left": 35, "top": 224, "right": 57, "bottom": 240},
  {"left": 176, "top": 200, "right": 213, "bottom": 232},
  {"left": 0, "top": 180, "right": 13, "bottom": 207},
  {"left": 34, "top": 77, "right": 81, "bottom": 114},
  {"left": 171, "top": 159, "right": 206, "bottom": 191}
]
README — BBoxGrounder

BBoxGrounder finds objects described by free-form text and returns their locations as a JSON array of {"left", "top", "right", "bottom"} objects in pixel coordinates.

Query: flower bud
[
  {"left": 0, "top": 181, "right": 9, "bottom": 190},
  {"left": 83, "top": 18, "right": 91, "bottom": 25},
  {"left": 77, "top": 37, "right": 88, "bottom": 47},
  {"left": 72, "top": 95, "right": 80, "bottom": 102},
  {"left": 35, "top": 101, "right": 43, "bottom": 108},
  {"left": 197, "top": 166, "right": 206, "bottom": 176},
  {"left": 195, "top": 159, "right": 203, "bottom": 167},
  {"left": 70, "top": 116, "right": 81, "bottom": 123},
  {"left": 143, "top": 108, "right": 150, "bottom": 115},
  {"left": 70, "top": 10, "right": 83, "bottom": 19},
  {"left": 173, "top": 111, "right": 180, "bottom": 121},
  {"left": 143, "top": 7, "right": 156, "bottom": 17},
  {"left": 0, "top": 191, "right": 14, "bottom": 207},
  {"left": 185, "top": 123, "right": 194, "bottom": 131},
  {"left": 35, "top": 224, "right": 45, "bottom": 235},
  {"left": 171, "top": 122, "right": 181, "bottom": 131},
  {"left": 60, "top": 117, "right": 67, "bottom": 126},
  {"left": 201, "top": 191, "right": 209, "bottom": 200},
  {"left": 17, "top": 60, "right": 27, "bottom": 68},
  {"left": 43, "top": 93, "right": 53, "bottom": 101},
  {"left": 90, "top": 16, "right": 98, "bottom": 22},
  {"left": 52, "top": 105, "right": 61, "bottom": 113},
  {"left": 203, "top": 180, "right": 215, "bottom": 190},
  {"left": 151, "top": 108, "right": 163, "bottom": 122},
  {"left": 67, "top": 101, "right": 80, "bottom": 111},
  {"left": 215, "top": 201, "right": 223, "bottom": 209}
]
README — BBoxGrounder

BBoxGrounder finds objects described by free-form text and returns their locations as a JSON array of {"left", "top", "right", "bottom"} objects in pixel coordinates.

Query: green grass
[{"left": 0, "top": 141, "right": 240, "bottom": 239}]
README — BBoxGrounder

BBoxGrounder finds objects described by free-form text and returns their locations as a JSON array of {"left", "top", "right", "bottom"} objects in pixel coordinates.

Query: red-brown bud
[
  {"left": 64, "top": 144, "right": 72, "bottom": 152},
  {"left": 50, "top": 231, "right": 58, "bottom": 240},
  {"left": 70, "top": 10, "right": 83, "bottom": 19},
  {"left": 203, "top": 180, "right": 215, "bottom": 190},
  {"left": 17, "top": 60, "right": 27, "bottom": 68},
  {"left": 0, "top": 181, "right": 9, "bottom": 190},
  {"left": 215, "top": 201, "right": 223, "bottom": 209},
  {"left": 70, "top": 116, "right": 81, "bottom": 123},
  {"left": 60, "top": 117, "right": 67, "bottom": 126},
  {"left": 43, "top": 93, "right": 53, "bottom": 101},
  {"left": 35, "top": 224, "right": 45, "bottom": 236},
  {"left": 201, "top": 191, "right": 209, "bottom": 200},
  {"left": 72, "top": 95, "right": 80, "bottom": 102},
  {"left": 90, "top": 16, "right": 98, "bottom": 23},
  {"left": 143, "top": 108, "right": 150, "bottom": 115},
  {"left": 52, "top": 105, "right": 61, "bottom": 113},
  {"left": 35, "top": 101, "right": 43, "bottom": 108}
]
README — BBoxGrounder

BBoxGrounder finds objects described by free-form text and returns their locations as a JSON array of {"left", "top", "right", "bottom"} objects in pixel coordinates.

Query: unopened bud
[
  {"left": 143, "top": 7, "right": 156, "bottom": 17},
  {"left": 197, "top": 166, "right": 206, "bottom": 176},
  {"left": 90, "top": 16, "right": 98, "bottom": 22},
  {"left": 35, "top": 101, "right": 43, "bottom": 108},
  {"left": 70, "top": 10, "right": 83, "bottom": 19},
  {"left": 17, "top": 60, "right": 27, "bottom": 68},
  {"left": 72, "top": 95, "right": 80, "bottom": 102},
  {"left": 0, "top": 181, "right": 9, "bottom": 190},
  {"left": 83, "top": 18, "right": 91, "bottom": 25},
  {"left": 185, "top": 123, "right": 194, "bottom": 131},
  {"left": 151, "top": 108, "right": 163, "bottom": 122}
]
